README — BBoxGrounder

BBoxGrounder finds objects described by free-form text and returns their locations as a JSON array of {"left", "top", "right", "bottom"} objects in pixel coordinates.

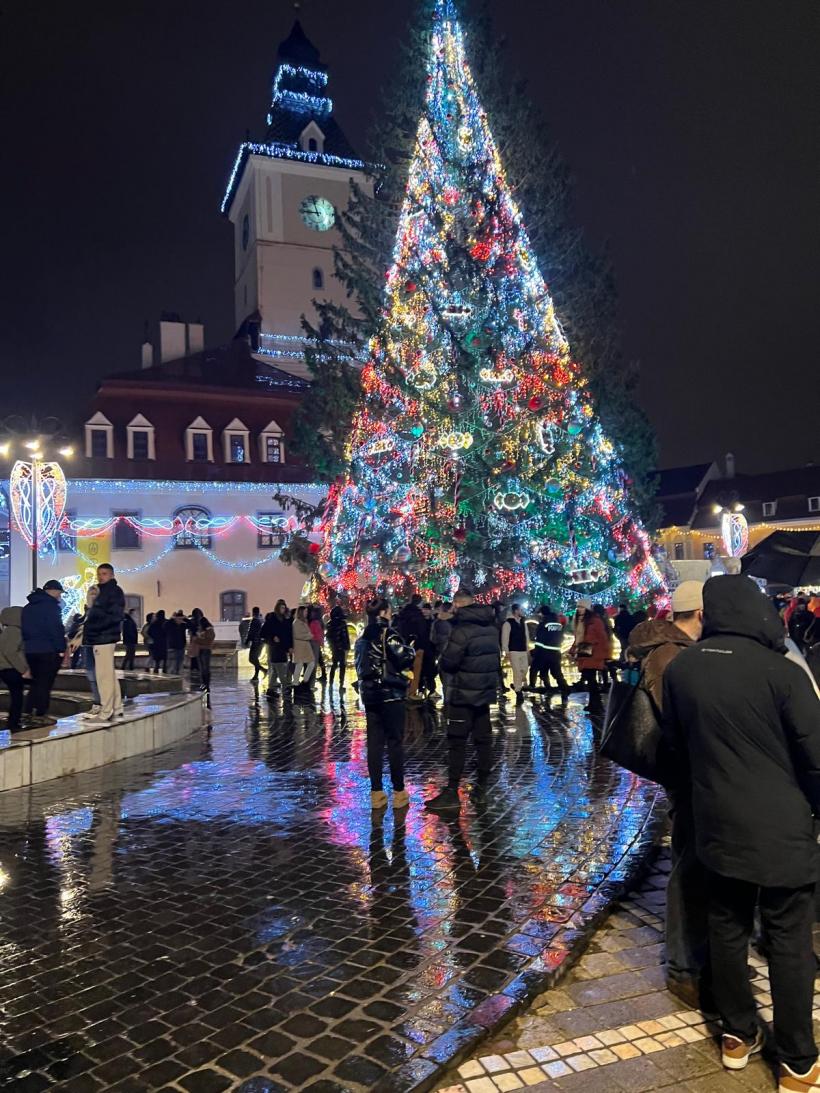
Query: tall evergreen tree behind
[{"left": 294, "top": 0, "right": 657, "bottom": 522}]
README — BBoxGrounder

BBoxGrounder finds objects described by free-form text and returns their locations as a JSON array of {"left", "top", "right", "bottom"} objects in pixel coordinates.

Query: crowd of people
[
  {"left": 0, "top": 564, "right": 221, "bottom": 732},
  {"left": 240, "top": 581, "right": 820, "bottom": 1089},
  {"left": 0, "top": 565, "right": 129, "bottom": 730},
  {"left": 138, "top": 608, "right": 216, "bottom": 686},
  {"left": 3, "top": 565, "right": 820, "bottom": 1086}
]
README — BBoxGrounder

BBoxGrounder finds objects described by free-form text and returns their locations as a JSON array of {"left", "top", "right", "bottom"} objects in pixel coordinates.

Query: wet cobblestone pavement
[
  {"left": 440, "top": 852, "right": 820, "bottom": 1092},
  {"left": 0, "top": 681, "right": 662, "bottom": 1091}
]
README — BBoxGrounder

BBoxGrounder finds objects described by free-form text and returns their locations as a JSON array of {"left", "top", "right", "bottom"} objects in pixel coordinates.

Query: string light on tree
[{"left": 317, "top": 0, "right": 665, "bottom": 609}]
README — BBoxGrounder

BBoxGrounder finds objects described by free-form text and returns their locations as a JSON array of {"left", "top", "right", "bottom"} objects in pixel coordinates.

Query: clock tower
[{"left": 222, "top": 21, "right": 371, "bottom": 377}]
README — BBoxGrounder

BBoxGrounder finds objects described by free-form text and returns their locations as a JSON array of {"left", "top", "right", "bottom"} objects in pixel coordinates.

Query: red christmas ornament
[
  {"left": 528, "top": 396, "right": 543, "bottom": 411},
  {"left": 309, "top": 543, "right": 320, "bottom": 555},
  {"left": 404, "top": 280, "right": 417, "bottom": 295}
]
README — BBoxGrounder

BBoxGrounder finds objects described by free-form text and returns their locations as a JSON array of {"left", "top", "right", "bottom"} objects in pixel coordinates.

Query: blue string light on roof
[
  {"left": 66, "top": 479, "right": 325, "bottom": 494},
  {"left": 221, "top": 142, "right": 367, "bottom": 213}
]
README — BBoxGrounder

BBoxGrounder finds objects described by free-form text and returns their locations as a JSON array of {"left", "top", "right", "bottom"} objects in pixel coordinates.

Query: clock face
[
  {"left": 242, "top": 214, "right": 249, "bottom": 250},
  {"left": 299, "top": 195, "right": 336, "bottom": 232}
]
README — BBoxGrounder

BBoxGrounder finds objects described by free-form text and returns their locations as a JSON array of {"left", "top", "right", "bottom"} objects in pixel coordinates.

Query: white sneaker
[{"left": 79, "top": 706, "right": 102, "bottom": 720}]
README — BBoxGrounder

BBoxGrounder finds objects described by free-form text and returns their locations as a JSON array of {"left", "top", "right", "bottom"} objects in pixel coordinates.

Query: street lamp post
[{"left": 1, "top": 437, "right": 73, "bottom": 592}]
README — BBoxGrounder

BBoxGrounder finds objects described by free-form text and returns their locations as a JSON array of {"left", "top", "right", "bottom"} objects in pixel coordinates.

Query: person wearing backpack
[{"left": 354, "top": 598, "right": 415, "bottom": 810}]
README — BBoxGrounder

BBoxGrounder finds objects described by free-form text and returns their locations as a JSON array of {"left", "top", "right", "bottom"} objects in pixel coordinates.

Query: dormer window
[
  {"left": 85, "top": 412, "right": 114, "bottom": 459},
  {"left": 299, "top": 121, "right": 325, "bottom": 155},
  {"left": 185, "top": 417, "right": 214, "bottom": 463},
  {"left": 126, "top": 414, "right": 155, "bottom": 461},
  {"left": 762, "top": 501, "right": 777, "bottom": 518},
  {"left": 809, "top": 496, "right": 820, "bottom": 514},
  {"left": 223, "top": 418, "right": 251, "bottom": 464},
  {"left": 259, "top": 420, "right": 285, "bottom": 464}
]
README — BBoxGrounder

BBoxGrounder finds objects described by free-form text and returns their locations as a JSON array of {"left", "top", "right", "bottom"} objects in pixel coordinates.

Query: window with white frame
[
  {"left": 173, "top": 505, "right": 212, "bottom": 550},
  {"left": 220, "top": 590, "right": 247, "bottom": 622},
  {"left": 809, "top": 497, "right": 820, "bottom": 514},
  {"left": 185, "top": 417, "right": 213, "bottom": 462},
  {"left": 259, "top": 420, "right": 285, "bottom": 464},
  {"left": 126, "top": 414, "right": 155, "bottom": 460},
  {"left": 223, "top": 418, "right": 251, "bottom": 464},
  {"left": 85, "top": 412, "right": 114, "bottom": 458},
  {"left": 257, "top": 512, "right": 285, "bottom": 550},
  {"left": 762, "top": 501, "right": 777, "bottom": 518}
]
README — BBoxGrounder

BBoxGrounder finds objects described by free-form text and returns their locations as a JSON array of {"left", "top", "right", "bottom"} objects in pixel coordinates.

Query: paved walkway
[
  {"left": 0, "top": 680, "right": 660, "bottom": 1091},
  {"left": 439, "top": 853, "right": 820, "bottom": 1092}
]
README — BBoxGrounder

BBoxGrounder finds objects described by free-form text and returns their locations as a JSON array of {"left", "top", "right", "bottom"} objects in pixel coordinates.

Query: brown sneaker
[
  {"left": 722, "top": 1028, "right": 764, "bottom": 1070},
  {"left": 780, "top": 1060, "right": 820, "bottom": 1092}
]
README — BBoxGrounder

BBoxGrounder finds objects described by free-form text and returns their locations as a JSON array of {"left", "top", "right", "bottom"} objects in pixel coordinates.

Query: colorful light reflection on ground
[{"left": 0, "top": 682, "right": 662, "bottom": 1090}]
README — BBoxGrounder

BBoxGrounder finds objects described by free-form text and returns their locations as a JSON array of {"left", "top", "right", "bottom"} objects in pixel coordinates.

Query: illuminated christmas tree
[{"left": 318, "top": 0, "right": 664, "bottom": 609}]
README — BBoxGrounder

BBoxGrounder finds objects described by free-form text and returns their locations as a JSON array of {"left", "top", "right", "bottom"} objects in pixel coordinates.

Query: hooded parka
[{"left": 664, "top": 575, "right": 820, "bottom": 889}]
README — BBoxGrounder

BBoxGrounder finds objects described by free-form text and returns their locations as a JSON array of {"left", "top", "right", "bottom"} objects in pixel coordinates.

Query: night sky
[{"left": 2, "top": 0, "right": 818, "bottom": 473}]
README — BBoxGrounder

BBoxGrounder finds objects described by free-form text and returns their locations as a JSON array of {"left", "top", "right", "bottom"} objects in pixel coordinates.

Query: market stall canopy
[{"left": 741, "top": 530, "right": 820, "bottom": 587}]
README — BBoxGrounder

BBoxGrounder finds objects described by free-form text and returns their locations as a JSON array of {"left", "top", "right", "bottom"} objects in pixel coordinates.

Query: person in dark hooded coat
[
  {"left": 426, "top": 586, "right": 501, "bottom": 812},
  {"left": 664, "top": 575, "right": 820, "bottom": 1083}
]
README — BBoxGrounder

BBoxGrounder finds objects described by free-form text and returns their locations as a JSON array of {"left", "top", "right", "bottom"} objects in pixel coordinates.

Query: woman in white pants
[{"left": 291, "top": 606, "right": 315, "bottom": 695}]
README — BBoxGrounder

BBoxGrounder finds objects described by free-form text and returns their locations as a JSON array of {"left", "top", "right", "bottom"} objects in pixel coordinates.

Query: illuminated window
[
  {"left": 173, "top": 505, "right": 212, "bottom": 550},
  {"left": 223, "top": 419, "right": 251, "bottom": 464},
  {"left": 229, "top": 435, "right": 246, "bottom": 463},
  {"left": 703, "top": 542, "right": 715, "bottom": 560},
  {"left": 257, "top": 512, "right": 285, "bottom": 550},
  {"left": 259, "top": 420, "right": 285, "bottom": 464}
]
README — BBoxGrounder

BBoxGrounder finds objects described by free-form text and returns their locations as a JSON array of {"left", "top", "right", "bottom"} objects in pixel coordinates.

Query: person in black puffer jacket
[
  {"left": 396, "top": 594, "right": 429, "bottom": 699},
  {"left": 664, "top": 576, "right": 820, "bottom": 1083},
  {"left": 426, "top": 586, "right": 501, "bottom": 812},
  {"left": 354, "top": 599, "right": 415, "bottom": 809},
  {"left": 326, "top": 605, "right": 351, "bottom": 692}
]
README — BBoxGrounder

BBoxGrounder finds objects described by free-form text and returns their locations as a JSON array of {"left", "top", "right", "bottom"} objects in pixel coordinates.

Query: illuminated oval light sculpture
[
  {"left": 721, "top": 511, "right": 749, "bottom": 558},
  {"left": 10, "top": 460, "right": 67, "bottom": 550},
  {"left": 493, "top": 489, "right": 531, "bottom": 512}
]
